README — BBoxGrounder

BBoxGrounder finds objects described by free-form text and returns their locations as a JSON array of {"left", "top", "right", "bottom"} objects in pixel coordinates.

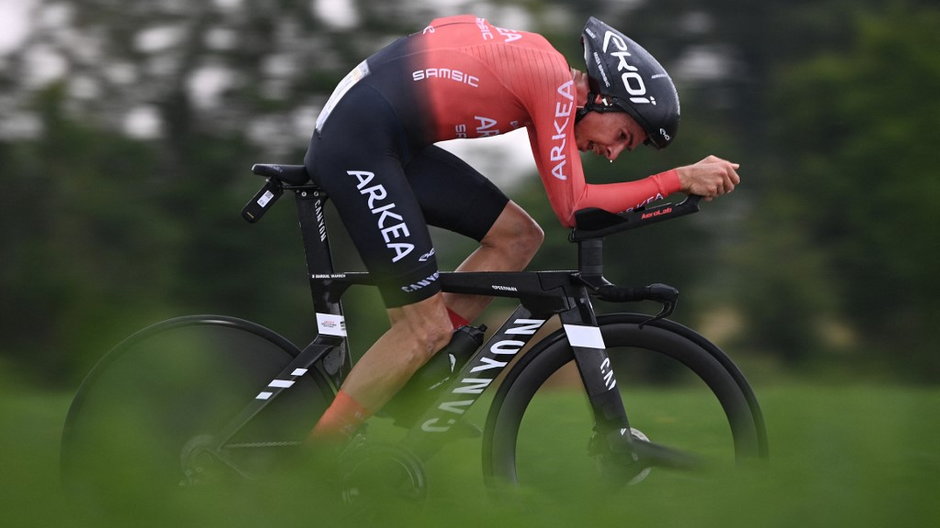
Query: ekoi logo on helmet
[
  {"left": 600, "top": 30, "right": 656, "bottom": 107},
  {"left": 581, "top": 17, "right": 680, "bottom": 149}
]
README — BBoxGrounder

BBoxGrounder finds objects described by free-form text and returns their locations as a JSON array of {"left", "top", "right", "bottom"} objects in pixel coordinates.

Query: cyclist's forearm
[{"left": 571, "top": 169, "right": 682, "bottom": 218}]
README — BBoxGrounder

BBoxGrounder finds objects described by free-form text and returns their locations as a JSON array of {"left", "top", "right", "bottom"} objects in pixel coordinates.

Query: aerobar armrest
[{"left": 570, "top": 195, "right": 702, "bottom": 241}]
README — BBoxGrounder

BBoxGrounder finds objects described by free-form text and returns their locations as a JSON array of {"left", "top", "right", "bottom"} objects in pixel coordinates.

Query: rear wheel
[
  {"left": 61, "top": 316, "right": 334, "bottom": 490},
  {"left": 483, "top": 314, "right": 767, "bottom": 490}
]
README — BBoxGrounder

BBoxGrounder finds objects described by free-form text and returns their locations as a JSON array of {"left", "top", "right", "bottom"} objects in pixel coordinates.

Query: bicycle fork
[
  {"left": 562, "top": 296, "right": 703, "bottom": 473},
  {"left": 559, "top": 295, "right": 633, "bottom": 438}
]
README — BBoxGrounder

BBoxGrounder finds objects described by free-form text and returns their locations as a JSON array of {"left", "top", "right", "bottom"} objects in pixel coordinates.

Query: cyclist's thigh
[
  {"left": 405, "top": 145, "right": 509, "bottom": 242},
  {"left": 305, "top": 85, "right": 440, "bottom": 307}
]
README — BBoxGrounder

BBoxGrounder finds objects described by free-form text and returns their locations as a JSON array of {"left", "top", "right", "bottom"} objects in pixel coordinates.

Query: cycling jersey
[
  {"left": 318, "top": 15, "right": 681, "bottom": 225},
  {"left": 305, "top": 15, "right": 682, "bottom": 307}
]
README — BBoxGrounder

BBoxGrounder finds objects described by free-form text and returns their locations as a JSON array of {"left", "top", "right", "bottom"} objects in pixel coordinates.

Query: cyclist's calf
[
  {"left": 338, "top": 294, "right": 454, "bottom": 413},
  {"left": 388, "top": 293, "right": 455, "bottom": 371}
]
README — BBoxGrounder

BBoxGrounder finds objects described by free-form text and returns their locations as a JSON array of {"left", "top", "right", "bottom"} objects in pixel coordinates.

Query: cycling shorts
[{"left": 304, "top": 83, "right": 509, "bottom": 308}]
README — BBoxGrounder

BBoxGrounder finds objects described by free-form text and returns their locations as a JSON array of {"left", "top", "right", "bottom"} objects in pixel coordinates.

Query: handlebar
[
  {"left": 593, "top": 282, "right": 681, "bottom": 325},
  {"left": 595, "top": 283, "right": 679, "bottom": 304},
  {"left": 569, "top": 195, "right": 702, "bottom": 242}
]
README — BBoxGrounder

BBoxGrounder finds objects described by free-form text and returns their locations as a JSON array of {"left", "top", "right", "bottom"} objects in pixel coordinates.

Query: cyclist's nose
[{"left": 607, "top": 142, "right": 627, "bottom": 161}]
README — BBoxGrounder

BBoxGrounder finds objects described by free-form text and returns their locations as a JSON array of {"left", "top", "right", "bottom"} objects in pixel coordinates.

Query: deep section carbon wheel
[{"left": 483, "top": 313, "right": 767, "bottom": 490}]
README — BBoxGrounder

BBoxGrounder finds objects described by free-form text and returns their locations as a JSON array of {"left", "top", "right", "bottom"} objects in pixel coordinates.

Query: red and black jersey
[{"left": 332, "top": 15, "right": 682, "bottom": 227}]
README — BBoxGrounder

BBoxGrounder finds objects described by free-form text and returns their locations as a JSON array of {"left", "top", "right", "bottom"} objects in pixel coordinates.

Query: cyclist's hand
[{"left": 676, "top": 155, "right": 741, "bottom": 200}]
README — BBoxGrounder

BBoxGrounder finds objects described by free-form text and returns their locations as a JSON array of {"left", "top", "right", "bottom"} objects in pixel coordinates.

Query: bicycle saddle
[{"left": 251, "top": 164, "right": 310, "bottom": 186}]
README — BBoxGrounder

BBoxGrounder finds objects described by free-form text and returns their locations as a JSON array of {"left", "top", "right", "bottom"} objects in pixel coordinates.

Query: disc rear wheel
[{"left": 61, "top": 316, "right": 333, "bottom": 490}]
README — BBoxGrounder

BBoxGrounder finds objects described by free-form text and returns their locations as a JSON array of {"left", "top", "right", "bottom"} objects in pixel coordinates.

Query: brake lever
[
  {"left": 639, "top": 301, "right": 675, "bottom": 328},
  {"left": 639, "top": 283, "right": 679, "bottom": 328}
]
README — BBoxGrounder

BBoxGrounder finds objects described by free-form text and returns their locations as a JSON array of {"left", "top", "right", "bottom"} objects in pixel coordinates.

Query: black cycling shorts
[{"left": 304, "top": 83, "right": 509, "bottom": 307}]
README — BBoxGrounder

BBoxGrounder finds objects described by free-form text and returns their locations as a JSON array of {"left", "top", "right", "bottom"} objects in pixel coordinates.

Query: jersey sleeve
[{"left": 519, "top": 49, "right": 683, "bottom": 227}]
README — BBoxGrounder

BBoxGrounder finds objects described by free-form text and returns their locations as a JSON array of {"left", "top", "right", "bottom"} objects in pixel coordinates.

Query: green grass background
[{"left": 1, "top": 384, "right": 937, "bottom": 527}]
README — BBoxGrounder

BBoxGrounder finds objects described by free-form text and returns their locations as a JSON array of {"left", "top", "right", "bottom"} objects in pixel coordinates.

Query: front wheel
[
  {"left": 483, "top": 314, "right": 767, "bottom": 490},
  {"left": 61, "top": 315, "right": 334, "bottom": 490}
]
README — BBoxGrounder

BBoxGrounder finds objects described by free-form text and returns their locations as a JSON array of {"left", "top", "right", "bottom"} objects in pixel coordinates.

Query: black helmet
[{"left": 579, "top": 16, "right": 680, "bottom": 149}]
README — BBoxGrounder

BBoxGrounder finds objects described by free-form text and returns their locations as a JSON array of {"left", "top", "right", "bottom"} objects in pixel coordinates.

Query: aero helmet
[{"left": 579, "top": 17, "right": 680, "bottom": 149}]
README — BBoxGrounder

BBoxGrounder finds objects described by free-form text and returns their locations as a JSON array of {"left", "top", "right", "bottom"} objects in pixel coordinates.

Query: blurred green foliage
[
  {"left": 2, "top": 385, "right": 938, "bottom": 527},
  {"left": 0, "top": 0, "right": 938, "bottom": 385}
]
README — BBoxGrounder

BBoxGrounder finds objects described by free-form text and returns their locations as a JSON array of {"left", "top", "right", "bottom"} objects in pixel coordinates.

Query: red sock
[
  {"left": 447, "top": 308, "right": 469, "bottom": 329},
  {"left": 309, "top": 390, "right": 371, "bottom": 443}
]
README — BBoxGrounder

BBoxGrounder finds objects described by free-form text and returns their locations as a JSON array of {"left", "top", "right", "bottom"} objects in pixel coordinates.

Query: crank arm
[{"left": 180, "top": 435, "right": 260, "bottom": 485}]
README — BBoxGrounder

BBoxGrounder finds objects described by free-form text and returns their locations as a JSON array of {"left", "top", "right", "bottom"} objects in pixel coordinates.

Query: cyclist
[{"left": 305, "top": 15, "right": 740, "bottom": 444}]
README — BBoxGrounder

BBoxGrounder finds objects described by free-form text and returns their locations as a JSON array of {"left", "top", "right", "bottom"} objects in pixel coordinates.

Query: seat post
[
  {"left": 295, "top": 188, "right": 351, "bottom": 379},
  {"left": 295, "top": 189, "right": 336, "bottom": 306}
]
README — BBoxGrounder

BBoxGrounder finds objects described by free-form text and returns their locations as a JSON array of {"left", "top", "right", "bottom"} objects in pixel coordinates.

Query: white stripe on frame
[{"left": 563, "top": 324, "right": 606, "bottom": 349}]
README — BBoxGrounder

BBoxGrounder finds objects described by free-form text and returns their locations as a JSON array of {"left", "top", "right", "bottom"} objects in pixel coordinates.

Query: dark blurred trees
[
  {"left": 757, "top": 3, "right": 940, "bottom": 379},
  {"left": 1, "top": 0, "right": 937, "bottom": 385}
]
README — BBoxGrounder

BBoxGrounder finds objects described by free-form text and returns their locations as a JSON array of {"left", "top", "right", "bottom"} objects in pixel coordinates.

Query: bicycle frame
[
  {"left": 215, "top": 173, "right": 701, "bottom": 459},
  {"left": 59, "top": 161, "right": 763, "bottom": 493}
]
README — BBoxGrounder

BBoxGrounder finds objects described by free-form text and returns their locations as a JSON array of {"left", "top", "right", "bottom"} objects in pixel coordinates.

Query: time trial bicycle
[{"left": 61, "top": 162, "right": 768, "bottom": 497}]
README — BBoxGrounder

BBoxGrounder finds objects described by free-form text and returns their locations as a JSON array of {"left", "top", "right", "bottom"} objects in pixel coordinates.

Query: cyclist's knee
[
  {"left": 516, "top": 216, "right": 545, "bottom": 256},
  {"left": 484, "top": 202, "right": 544, "bottom": 260}
]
